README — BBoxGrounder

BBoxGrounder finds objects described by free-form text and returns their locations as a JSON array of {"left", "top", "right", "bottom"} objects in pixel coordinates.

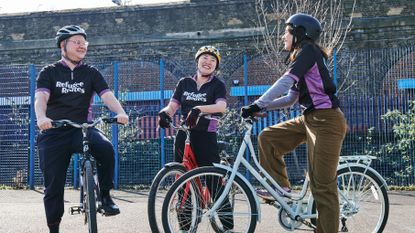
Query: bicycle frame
[
  {"left": 206, "top": 118, "right": 387, "bottom": 226},
  {"left": 170, "top": 124, "right": 213, "bottom": 209},
  {"left": 54, "top": 118, "right": 118, "bottom": 218},
  {"left": 77, "top": 121, "right": 101, "bottom": 209}
]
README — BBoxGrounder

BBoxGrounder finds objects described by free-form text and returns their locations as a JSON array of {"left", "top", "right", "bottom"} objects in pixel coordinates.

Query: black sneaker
[{"left": 101, "top": 194, "right": 120, "bottom": 216}]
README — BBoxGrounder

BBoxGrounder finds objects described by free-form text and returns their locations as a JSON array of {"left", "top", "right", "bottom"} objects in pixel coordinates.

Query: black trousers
[
  {"left": 37, "top": 127, "right": 115, "bottom": 226},
  {"left": 174, "top": 130, "right": 234, "bottom": 230},
  {"left": 174, "top": 130, "right": 220, "bottom": 165}
]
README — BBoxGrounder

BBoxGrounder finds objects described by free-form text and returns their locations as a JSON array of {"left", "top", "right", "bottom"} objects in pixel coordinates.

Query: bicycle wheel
[
  {"left": 337, "top": 166, "right": 389, "bottom": 232},
  {"left": 162, "top": 166, "right": 258, "bottom": 233},
  {"left": 148, "top": 163, "right": 186, "bottom": 233},
  {"left": 84, "top": 160, "right": 98, "bottom": 233},
  {"left": 311, "top": 166, "right": 389, "bottom": 233}
]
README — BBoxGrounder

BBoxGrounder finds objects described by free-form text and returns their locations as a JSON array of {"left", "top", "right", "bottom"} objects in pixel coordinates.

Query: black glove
[
  {"left": 158, "top": 111, "right": 172, "bottom": 128},
  {"left": 241, "top": 104, "right": 262, "bottom": 118},
  {"left": 186, "top": 108, "right": 201, "bottom": 128}
]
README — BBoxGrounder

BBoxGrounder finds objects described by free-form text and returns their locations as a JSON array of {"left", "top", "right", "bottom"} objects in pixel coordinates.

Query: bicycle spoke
[{"left": 162, "top": 167, "right": 257, "bottom": 233}]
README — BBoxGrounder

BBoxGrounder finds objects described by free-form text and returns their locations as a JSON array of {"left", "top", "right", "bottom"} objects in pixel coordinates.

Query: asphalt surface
[{"left": 0, "top": 189, "right": 414, "bottom": 233}]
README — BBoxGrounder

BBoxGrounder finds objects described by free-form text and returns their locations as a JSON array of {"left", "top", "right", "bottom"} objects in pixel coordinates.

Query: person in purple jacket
[
  {"left": 35, "top": 25, "right": 128, "bottom": 233},
  {"left": 241, "top": 13, "right": 347, "bottom": 233}
]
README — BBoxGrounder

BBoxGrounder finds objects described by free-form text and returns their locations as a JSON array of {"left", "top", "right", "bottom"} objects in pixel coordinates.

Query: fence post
[
  {"left": 159, "top": 58, "right": 166, "bottom": 167},
  {"left": 28, "top": 64, "right": 36, "bottom": 189},
  {"left": 112, "top": 62, "right": 120, "bottom": 189},
  {"left": 243, "top": 54, "right": 248, "bottom": 106},
  {"left": 333, "top": 48, "right": 338, "bottom": 89},
  {"left": 73, "top": 154, "right": 79, "bottom": 189}
]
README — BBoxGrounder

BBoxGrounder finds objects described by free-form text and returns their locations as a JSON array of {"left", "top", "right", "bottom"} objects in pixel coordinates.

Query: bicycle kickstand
[{"left": 340, "top": 217, "right": 349, "bottom": 232}]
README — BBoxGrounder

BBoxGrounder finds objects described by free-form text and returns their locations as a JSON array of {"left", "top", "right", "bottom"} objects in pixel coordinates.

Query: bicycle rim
[
  {"left": 148, "top": 164, "right": 186, "bottom": 233},
  {"left": 84, "top": 160, "right": 98, "bottom": 233},
  {"left": 336, "top": 166, "right": 389, "bottom": 233},
  {"left": 162, "top": 167, "right": 257, "bottom": 233}
]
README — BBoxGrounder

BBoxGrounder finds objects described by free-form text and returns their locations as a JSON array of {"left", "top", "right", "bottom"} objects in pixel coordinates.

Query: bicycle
[
  {"left": 161, "top": 115, "right": 389, "bottom": 233},
  {"left": 51, "top": 117, "right": 119, "bottom": 233},
  {"left": 147, "top": 116, "right": 234, "bottom": 233}
]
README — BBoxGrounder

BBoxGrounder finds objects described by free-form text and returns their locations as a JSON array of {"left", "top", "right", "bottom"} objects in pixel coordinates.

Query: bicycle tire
[
  {"left": 148, "top": 163, "right": 186, "bottom": 233},
  {"left": 310, "top": 166, "right": 389, "bottom": 233},
  {"left": 162, "top": 166, "right": 258, "bottom": 233},
  {"left": 84, "top": 160, "right": 98, "bottom": 233}
]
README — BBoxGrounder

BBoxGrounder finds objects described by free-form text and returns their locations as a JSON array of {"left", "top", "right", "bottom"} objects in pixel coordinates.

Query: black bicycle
[{"left": 52, "top": 117, "right": 119, "bottom": 233}]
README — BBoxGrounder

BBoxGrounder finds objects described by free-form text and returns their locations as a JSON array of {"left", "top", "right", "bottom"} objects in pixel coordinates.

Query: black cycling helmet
[
  {"left": 286, "top": 13, "right": 322, "bottom": 42},
  {"left": 55, "top": 25, "right": 87, "bottom": 48}
]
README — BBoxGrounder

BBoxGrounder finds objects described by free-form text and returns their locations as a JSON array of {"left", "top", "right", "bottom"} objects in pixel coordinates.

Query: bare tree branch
[{"left": 254, "top": 0, "right": 356, "bottom": 94}]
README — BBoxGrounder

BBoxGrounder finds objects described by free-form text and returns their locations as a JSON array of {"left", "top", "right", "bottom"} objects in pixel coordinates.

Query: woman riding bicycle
[
  {"left": 241, "top": 13, "right": 347, "bottom": 233},
  {"left": 158, "top": 46, "right": 234, "bottom": 232}
]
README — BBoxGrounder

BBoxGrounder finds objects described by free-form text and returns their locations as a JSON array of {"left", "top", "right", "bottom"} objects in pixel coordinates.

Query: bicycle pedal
[
  {"left": 97, "top": 207, "right": 105, "bottom": 215},
  {"left": 69, "top": 206, "right": 82, "bottom": 215},
  {"left": 263, "top": 199, "right": 275, "bottom": 204},
  {"left": 262, "top": 199, "right": 280, "bottom": 208}
]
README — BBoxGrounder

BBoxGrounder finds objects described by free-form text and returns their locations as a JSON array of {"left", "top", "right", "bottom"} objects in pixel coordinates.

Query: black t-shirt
[
  {"left": 171, "top": 75, "right": 227, "bottom": 132},
  {"left": 284, "top": 43, "right": 340, "bottom": 113},
  {"left": 36, "top": 61, "right": 109, "bottom": 123}
]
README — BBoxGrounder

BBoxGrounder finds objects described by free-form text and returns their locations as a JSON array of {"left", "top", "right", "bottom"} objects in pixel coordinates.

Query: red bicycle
[{"left": 147, "top": 116, "right": 233, "bottom": 233}]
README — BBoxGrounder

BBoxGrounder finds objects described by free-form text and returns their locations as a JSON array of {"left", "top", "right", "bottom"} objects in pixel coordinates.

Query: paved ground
[{"left": 0, "top": 189, "right": 414, "bottom": 233}]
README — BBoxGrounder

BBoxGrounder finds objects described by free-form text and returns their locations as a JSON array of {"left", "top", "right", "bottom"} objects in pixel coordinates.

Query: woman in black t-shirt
[
  {"left": 159, "top": 45, "right": 227, "bottom": 168},
  {"left": 158, "top": 46, "right": 233, "bottom": 231}
]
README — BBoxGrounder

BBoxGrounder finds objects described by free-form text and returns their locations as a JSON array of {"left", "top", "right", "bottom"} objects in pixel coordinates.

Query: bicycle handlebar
[
  {"left": 240, "top": 111, "right": 268, "bottom": 125},
  {"left": 167, "top": 113, "right": 221, "bottom": 131},
  {"left": 51, "top": 117, "right": 119, "bottom": 129}
]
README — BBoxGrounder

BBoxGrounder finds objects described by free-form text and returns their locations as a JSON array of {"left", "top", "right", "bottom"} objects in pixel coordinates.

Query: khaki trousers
[{"left": 258, "top": 108, "right": 347, "bottom": 233}]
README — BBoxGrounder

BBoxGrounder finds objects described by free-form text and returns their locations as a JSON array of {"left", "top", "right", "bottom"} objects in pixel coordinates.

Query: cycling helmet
[
  {"left": 56, "top": 25, "right": 87, "bottom": 48},
  {"left": 195, "top": 46, "right": 221, "bottom": 69},
  {"left": 286, "top": 13, "right": 322, "bottom": 42}
]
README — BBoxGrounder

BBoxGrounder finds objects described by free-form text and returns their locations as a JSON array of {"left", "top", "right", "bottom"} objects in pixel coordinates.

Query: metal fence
[{"left": 0, "top": 45, "right": 414, "bottom": 190}]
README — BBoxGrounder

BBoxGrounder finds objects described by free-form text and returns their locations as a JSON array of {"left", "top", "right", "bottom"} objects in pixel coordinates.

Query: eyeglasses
[{"left": 67, "top": 39, "right": 89, "bottom": 47}]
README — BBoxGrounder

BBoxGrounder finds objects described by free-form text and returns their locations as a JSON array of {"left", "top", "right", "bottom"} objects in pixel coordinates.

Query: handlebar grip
[
  {"left": 51, "top": 121, "right": 61, "bottom": 128},
  {"left": 51, "top": 121, "right": 68, "bottom": 128},
  {"left": 102, "top": 117, "right": 118, "bottom": 124}
]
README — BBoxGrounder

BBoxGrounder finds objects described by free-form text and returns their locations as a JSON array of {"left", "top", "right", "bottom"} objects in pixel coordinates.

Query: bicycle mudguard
[
  {"left": 337, "top": 163, "right": 388, "bottom": 189},
  {"left": 162, "top": 162, "right": 184, "bottom": 169},
  {"left": 212, "top": 163, "right": 262, "bottom": 222}
]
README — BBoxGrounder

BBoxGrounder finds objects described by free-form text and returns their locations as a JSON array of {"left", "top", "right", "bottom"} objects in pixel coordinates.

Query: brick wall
[{"left": 0, "top": 0, "right": 414, "bottom": 65}]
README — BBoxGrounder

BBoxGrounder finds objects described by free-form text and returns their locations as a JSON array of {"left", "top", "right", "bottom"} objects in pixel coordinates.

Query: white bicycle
[{"left": 161, "top": 115, "right": 389, "bottom": 233}]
